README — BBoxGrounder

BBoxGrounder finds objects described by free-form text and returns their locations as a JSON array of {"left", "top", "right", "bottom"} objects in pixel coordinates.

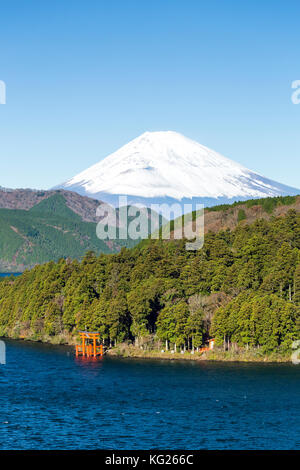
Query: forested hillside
[
  {"left": 1, "top": 188, "right": 300, "bottom": 274},
  {"left": 0, "top": 188, "right": 100, "bottom": 219},
  {"left": 164, "top": 195, "right": 300, "bottom": 239},
  {"left": 0, "top": 193, "right": 137, "bottom": 272},
  {"left": 0, "top": 209, "right": 299, "bottom": 356}
]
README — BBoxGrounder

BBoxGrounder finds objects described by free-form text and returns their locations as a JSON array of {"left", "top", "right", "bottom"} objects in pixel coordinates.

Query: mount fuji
[{"left": 56, "top": 131, "right": 299, "bottom": 216}]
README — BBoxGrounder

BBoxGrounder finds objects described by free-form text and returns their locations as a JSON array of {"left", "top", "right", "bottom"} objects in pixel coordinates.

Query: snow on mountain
[{"left": 56, "top": 131, "right": 299, "bottom": 213}]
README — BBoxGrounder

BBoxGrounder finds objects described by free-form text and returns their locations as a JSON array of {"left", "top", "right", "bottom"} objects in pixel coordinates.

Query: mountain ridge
[
  {"left": 0, "top": 188, "right": 102, "bottom": 222},
  {"left": 56, "top": 131, "right": 300, "bottom": 213}
]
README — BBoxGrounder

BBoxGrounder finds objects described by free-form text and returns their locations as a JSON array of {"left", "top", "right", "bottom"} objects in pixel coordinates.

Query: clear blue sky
[{"left": 0, "top": 0, "right": 300, "bottom": 190}]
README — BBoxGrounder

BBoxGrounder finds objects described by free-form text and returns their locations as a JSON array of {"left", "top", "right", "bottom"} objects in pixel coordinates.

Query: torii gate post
[{"left": 76, "top": 332, "right": 103, "bottom": 358}]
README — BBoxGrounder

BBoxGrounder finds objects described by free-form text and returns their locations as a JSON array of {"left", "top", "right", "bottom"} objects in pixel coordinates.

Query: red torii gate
[{"left": 75, "top": 331, "right": 103, "bottom": 358}]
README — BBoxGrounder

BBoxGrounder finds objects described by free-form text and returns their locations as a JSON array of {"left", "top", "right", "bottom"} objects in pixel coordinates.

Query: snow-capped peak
[{"left": 57, "top": 131, "right": 299, "bottom": 203}]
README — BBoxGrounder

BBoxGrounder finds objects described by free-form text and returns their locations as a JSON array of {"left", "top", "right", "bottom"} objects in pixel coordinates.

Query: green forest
[
  {"left": 0, "top": 194, "right": 137, "bottom": 271},
  {"left": 0, "top": 206, "right": 300, "bottom": 358}
]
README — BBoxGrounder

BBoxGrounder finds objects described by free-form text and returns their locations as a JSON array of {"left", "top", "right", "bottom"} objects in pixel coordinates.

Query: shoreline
[
  {"left": 107, "top": 346, "right": 292, "bottom": 363},
  {"left": 1, "top": 333, "right": 292, "bottom": 363}
]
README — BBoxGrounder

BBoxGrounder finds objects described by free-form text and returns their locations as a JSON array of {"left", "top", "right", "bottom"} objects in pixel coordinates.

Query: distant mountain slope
[
  {"left": 0, "top": 192, "right": 137, "bottom": 272},
  {"left": 0, "top": 188, "right": 101, "bottom": 222},
  {"left": 158, "top": 195, "right": 300, "bottom": 240},
  {"left": 56, "top": 131, "right": 300, "bottom": 215}
]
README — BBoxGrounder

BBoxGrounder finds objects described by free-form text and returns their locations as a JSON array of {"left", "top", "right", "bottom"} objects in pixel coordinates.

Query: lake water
[
  {"left": 0, "top": 273, "right": 22, "bottom": 278},
  {"left": 0, "top": 339, "right": 299, "bottom": 450}
]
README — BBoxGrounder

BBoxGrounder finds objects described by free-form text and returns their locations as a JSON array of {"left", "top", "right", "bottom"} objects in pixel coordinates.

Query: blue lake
[
  {"left": 0, "top": 273, "right": 22, "bottom": 278},
  {"left": 0, "top": 339, "right": 299, "bottom": 450}
]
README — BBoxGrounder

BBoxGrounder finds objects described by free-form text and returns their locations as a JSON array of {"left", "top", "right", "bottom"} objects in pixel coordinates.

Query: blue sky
[{"left": 0, "top": 0, "right": 300, "bottom": 190}]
